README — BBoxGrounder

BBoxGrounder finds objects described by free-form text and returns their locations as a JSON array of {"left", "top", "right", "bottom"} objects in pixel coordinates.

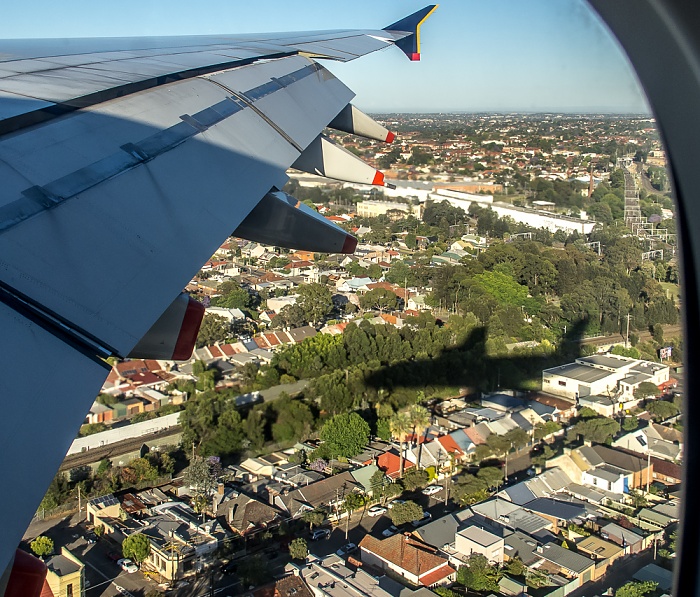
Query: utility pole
[{"left": 646, "top": 448, "right": 651, "bottom": 495}]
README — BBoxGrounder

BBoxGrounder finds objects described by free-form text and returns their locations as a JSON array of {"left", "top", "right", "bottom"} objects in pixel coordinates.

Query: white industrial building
[
  {"left": 355, "top": 200, "right": 422, "bottom": 219},
  {"left": 428, "top": 188, "right": 597, "bottom": 235},
  {"left": 542, "top": 354, "right": 669, "bottom": 405}
]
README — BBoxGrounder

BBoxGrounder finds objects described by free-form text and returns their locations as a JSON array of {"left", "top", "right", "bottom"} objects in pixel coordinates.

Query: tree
[
  {"left": 456, "top": 553, "right": 501, "bottom": 592},
  {"left": 401, "top": 468, "right": 430, "bottom": 491},
  {"left": 183, "top": 457, "right": 215, "bottom": 511},
  {"left": 389, "top": 411, "right": 413, "bottom": 478},
  {"left": 370, "top": 469, "right": 389, "bottom": 498},
  {"left": 212, "top": 281, "right": 253, "bottom": 310},
  {"left": 303, "top": 509, "right": 325, "bottom": 531},
  {"left": 615, "top": 580, "right": 658, "bottom": 597},
  {"left": 79, "top": 422, "right": 107, "bottom": 436},
  {"left": 389, "top": 500, "right": 424, "bottom": 526},
  {"left": 288, "top": 538, "right": 308, "bottom": 561},
  {"left": 30, "top": 536, "right": 54, "bottom": 557},
  {"left": 360, "top": 288, "right": 399, "bottom": 313},
  {"left": 238, "top": 554, "right": 267, "bottom": 587},
  {"left": 296, "top": 283, "right": 333, "bottom": 325},
  {"left": 635, "top": 381, "right": 661, "bottom": 400},
  {"left": 646, "top": 399, "right": 679, "bottom": 421},
  {"left": 196, "top": 314, "right": 230, "bottom": 348},
  {"left": 319, "top": 412, "right": 370, "bottom": 458},
  {"left": 503, "top": 556, "right": 527, "bottom": 577},
  {"left": 453, "top": 474, "right": 489, "bottom": 505},
  {"left": 477, "top": 466, "right": 504, "bottom": 489},
  {"left": 122, "top": 533, "right": 151, "bottom": 564},
  {"left": 571, "top": 417, "right": 620, "bottom": 444}
]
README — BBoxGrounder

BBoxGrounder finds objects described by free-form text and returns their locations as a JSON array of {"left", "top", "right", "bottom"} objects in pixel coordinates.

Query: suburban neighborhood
[{"left": 22, "top": 113, "right": 682, "bottom": 597}]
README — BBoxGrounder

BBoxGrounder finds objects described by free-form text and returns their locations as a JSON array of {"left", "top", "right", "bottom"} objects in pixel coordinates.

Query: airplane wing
[{"left": 0, "top": 6, "right": 437, "bottom": 593}]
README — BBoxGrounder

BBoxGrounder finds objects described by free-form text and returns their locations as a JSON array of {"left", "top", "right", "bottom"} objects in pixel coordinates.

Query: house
[
  {"left": 215, "top": 490, "right": 282, "bottom": 536},
  {"left": 252, "top": 575, "right": 314, "bottom": 597},
  {"left": 275, "top": 471, "right": 362, "bottom": 517},
  {"left": 599, "top": 522, "right": 647, "bottom": 554},
  {"left": 377, "top": 449, "right": 414, "bottom": 479},
  {"left": 411, "top": 514, "right": 459, "bottom": 550},
  {"left": 536, "top": 542, "right": 595, "bottom": 587},
  {"left": 575, "top": 445, "right": 652, "bottom": 490},
  {"left": 455, "top": 526, "right": 505, "bottom": 564},
  {"left": 521, "top": 498, "right": 589, "bottom": 534},
  {"left": 42, "top": 548, "right": 85, "bottom": 597},
  {"left": 529, "top": 393, "right": 577, "bottom": 422},
  {"left": 581, "top": 464, "right": 629, "bottom": 495},
  {"left": 613, "top": 422, "right": 683, "bottom": 462},
  {"left": 575, "top": 535, "right": 624, "bottom": 579},
  {"left": 359, "top": 534, "right": 456, "bottom": 588},
  {"left": 651, "top": 456, "right": 682, "bottom": 485}
]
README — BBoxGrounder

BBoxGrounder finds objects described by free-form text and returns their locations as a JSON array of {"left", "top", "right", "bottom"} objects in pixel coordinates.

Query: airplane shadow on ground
[{"left": 363, "top": 319, "right": 590, "bottom": 396}]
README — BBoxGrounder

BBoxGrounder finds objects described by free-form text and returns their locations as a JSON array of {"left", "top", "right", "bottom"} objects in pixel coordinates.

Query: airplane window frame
[{"left": 587, "top": 1, "right": 700, "bottom": 594}]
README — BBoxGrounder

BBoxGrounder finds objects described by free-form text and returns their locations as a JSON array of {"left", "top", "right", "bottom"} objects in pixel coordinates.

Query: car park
[
  {"left": 310, "top": 528, "right": 331, "bottom": 541},
  {"left": 118, "top": 558, "right": 138, "bottom": 573},
  {"left": 382, "top": 525, "right": 399, "bottom": 538},
  {"left": 421, "top": 485, "right": 441, "bottom": 496},
  {"left": 367, "top": 506, "right": 387, "bottom": 517},
  {"left": 336, "top": 543, "right": 357, "bottom": 557},
  {"left": 411, "top": 512, "right": 432, "bottom": 527}
]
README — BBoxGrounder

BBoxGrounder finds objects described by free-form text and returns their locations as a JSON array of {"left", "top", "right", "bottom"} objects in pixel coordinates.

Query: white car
[
  {"left": 367, "top": 506, "right": 387, "bottom": 517},
  {"left": 117, "top": 558, "right": 138, "bottom": 573},
  {"left": 422, "top": 485, "right": 442, "bottom": 496}
]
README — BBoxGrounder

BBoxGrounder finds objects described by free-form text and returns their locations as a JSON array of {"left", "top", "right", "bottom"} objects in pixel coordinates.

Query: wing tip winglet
[
  {"left": 386, "top": 130, "right": 396, "bottom": 143},
  {"left": 372, "top": 170, "right": 386, "bottom": 186},
  {"left": 342, "top": 234, "right": 358, "bottom": 254},
  {"left": 384, "top": 4, "right": 438, "bottom": 61}
]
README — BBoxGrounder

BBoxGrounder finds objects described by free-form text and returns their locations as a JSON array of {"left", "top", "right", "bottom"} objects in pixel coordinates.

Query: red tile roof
[
  {"left": 359, "top": 534, "right": 453, "bottom": 582},
  {"left": 377, "top": 451, "right": 414, "bottom": 479},
  {"left": 437, "top": 434, "right": 464, "bottom": 456},
  {"left": 419, "top": 564, "right": 457, "bottom": 586}
]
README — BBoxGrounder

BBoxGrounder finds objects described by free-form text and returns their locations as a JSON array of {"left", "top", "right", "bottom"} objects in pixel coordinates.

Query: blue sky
[{"left": 0, "top": 0, "right": 649, "bottom": 113}]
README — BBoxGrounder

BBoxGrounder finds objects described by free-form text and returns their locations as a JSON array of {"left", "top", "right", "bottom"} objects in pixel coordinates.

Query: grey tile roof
[
  {"left": 524, "top": 498, "right": 587, "bottom": 521},
  {"left": 539, "top": 542, "right": 594, "bottom": 574},
  {"left": 46, "top": 554, "right": 80, "bottom": 577},
  {"left": 412, "top": 514, "right": 459, "bottom": 549},
  {"left": 501, "top": 482, "right": 537, "bottom": 506},
  {"left": 503, "top": 530, "right": 541, "bottom": 566}
]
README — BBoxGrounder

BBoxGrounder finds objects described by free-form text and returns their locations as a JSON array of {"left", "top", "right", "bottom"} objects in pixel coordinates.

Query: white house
[{"left": 455, "top": 526, "right": 504, "bottom": 564}]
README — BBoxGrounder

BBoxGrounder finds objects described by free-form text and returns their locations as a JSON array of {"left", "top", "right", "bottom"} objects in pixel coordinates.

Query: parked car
[
  {"left": 310, "top": 528, "right": 331, "bottom": 541},
  {"left": 387, "top": 499, "right": 405, "bottom": 509},
  {"left": 367, "top": 506, "right": 387, "bottom": 517},
  {"left": 411, "top": 511, "right": 432, "bottom": 528},
  {"left": 421, "top": 485, "right": 441, "bottom": 496},
  {"left": 382, "top": 525, "right": 399, "bottom": 538},
  {"left": 336, "top": 543, "right": 357, "bottom": 557},
  {"left": 107, "top": 552, "right": 122, "bottom": 562},
  {"left": 220, "top": 560, "right": 237, "bottom": 575},
  {"left": 118, "top": 558, "right": 138, "bottom": 573}
]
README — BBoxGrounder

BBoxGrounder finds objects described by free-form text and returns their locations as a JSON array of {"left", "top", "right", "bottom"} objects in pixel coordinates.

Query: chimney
[{"left": 218, "top": 483, "right": 225, "bottom": 496}]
